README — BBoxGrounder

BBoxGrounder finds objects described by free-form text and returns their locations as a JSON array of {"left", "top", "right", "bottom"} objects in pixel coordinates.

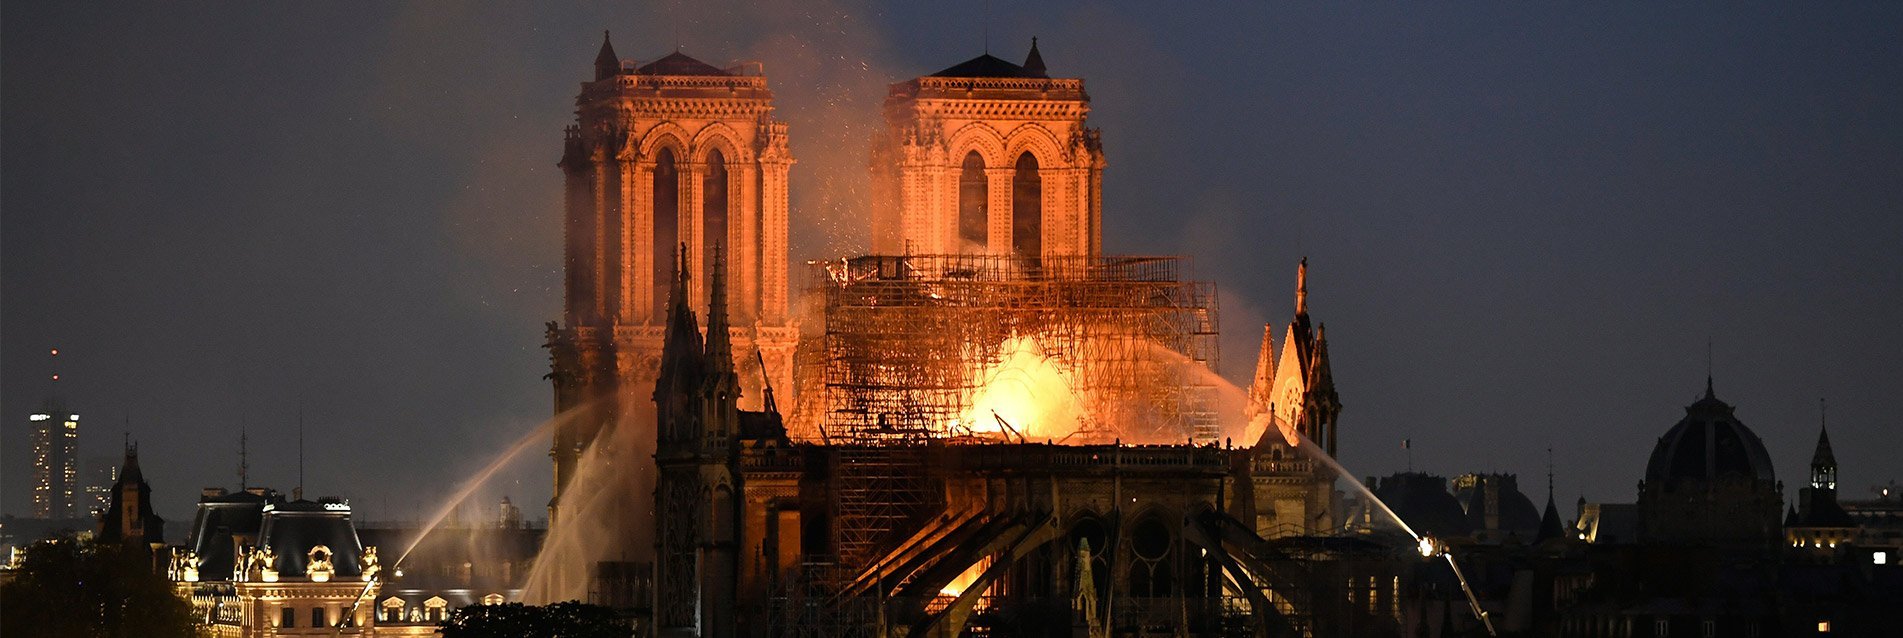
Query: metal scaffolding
[{"left": 803, "top": 254, "right": 1221, "bottom": 447}]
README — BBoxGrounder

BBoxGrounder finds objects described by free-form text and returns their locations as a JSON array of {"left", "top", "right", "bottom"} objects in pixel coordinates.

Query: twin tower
[{"left": 546, "top": 35, "right": 1105, "bottom": 513}]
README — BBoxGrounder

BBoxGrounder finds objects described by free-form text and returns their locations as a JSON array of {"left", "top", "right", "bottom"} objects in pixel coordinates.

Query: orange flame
[{"left": 956, "top": 335, "right": 1087, "bottom": 442}]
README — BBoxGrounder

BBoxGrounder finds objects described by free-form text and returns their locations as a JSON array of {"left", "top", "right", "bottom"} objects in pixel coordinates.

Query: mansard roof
[{"left": 639, "top": 51, "right": 732, "bottom": 77}]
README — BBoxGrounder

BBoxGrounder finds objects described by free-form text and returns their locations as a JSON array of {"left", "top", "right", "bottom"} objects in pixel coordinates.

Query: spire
[
  {"left": 659, "top": 244, "right": 703, "bottom": 379},
  {"left": 1811, "top": 398, "right": 1838, "bottom": 490},
  {"left": 705, "top": 243, "right": 733, "bottom": 372},
  {"left": 1294, "top": 257, "right": 1309, "bottom": 316},
  {"left": 1022, "top": 37, "right": 1046, "bottom": 76},
  {"left": 594, "top": 31, "right": 620, "bottom": 81},
  {"left": 1245, "top": 323, "right": 1276, "bottom": 418}
]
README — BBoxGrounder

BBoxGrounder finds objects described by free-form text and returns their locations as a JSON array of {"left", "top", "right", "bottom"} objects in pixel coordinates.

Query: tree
[
  {"left": 0, "top": 537, "right": 199, "bottom": 638},
  {"left": 440, "top": 600, "right": 631, "bottom": 638}
]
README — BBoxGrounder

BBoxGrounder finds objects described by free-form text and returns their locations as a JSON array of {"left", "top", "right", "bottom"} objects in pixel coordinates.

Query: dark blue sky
[{"left": 5, "top": 2, "right": 1899, "bottom": 521}]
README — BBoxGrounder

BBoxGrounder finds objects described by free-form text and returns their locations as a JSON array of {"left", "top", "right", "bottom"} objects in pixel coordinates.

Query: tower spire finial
[{"left": 1295, "top": 257, "right": 1309, "bottom": 315}]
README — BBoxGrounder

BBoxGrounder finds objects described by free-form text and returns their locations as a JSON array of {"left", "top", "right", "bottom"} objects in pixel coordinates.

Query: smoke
[{"left": 521, "top": 395, "right": 657, "bottom": 604}]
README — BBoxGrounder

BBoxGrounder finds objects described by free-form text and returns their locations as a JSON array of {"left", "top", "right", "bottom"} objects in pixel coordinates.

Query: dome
[
  {"left": 1372, "top": 473, "right": 1472, "bottom": 539},
  {"left": 1453, "top": 474, "right": 1543, "bottom": 537},
  {"left": 1643, "top": 381, "right": 1775, "bottom": 486}
]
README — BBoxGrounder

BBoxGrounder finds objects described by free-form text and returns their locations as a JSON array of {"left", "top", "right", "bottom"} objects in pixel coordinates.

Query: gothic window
[
  {"left": 1011, "top": 152, "right": 1041, "bottom": 262},
  {"left": 958, "top": 151, "right": 987, "bottom": 251},
  {"left": 1128, "top": 515, "right": 1173, "bottom": 597},
  {"left": 703, "top": 148, "right": 729, "bottom": 294},
  {"left": 653, "top": 147, "right": 680, "bottom": 319}
]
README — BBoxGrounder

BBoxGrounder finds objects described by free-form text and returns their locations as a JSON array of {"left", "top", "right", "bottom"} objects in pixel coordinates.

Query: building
[
  {"left": 545, "top": 33, "right": 798, "bottom": 523},
  {"left": 171, "top": 486, "right": 437, "bottom": 637},
  {"left": 867, "top": 38, "right": 1104, "bottom": 259},
  {"left": 542, "top": 37, "right": 1378, "bottom": 638},
  {"left": 97, "top": 442, "right": 164, "bottom": 552},
  {"left": 29, "top": 398, "right": 79, "bottom": 520},
  {"left": 1786, "top": 416, "right": 1857, "bottom": 560},
  {"left": 1636, "top": 380, "right": 1783, "bottom": 547}
]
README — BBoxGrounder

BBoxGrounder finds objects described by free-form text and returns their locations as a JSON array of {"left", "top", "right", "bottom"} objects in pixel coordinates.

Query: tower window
[
  {"left": 1011, "top": 152, "right": 1041, "bottom": 262},
  {"left": 958, "top": 151, "right": 987, "bottom": 251},
  {"left": 702, "top": 149, "right": 731, "bottom": 315},
  {"left": 653, "top": 147, "right": 680, "bottom": 319}
]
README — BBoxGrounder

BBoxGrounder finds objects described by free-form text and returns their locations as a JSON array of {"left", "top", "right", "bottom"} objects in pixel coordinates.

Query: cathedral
[{"left": 547, "top": 35, "right": 1369, "bottom": 638}]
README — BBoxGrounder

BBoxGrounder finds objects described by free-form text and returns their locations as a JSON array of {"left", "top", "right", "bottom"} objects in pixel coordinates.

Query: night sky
[{"left": 5, "top": 3, "right": 1899, "bottom": 522}]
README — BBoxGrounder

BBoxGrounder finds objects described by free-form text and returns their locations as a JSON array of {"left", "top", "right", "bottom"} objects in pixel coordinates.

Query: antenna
[
  {"left": 239, "top": 423, "right": 250, "bottom": 490},
  {"left": 297, "top": 405, "right": 305, "bottom": 498},
  {"left": 984, "top": 0, "right": 990, "bottom": 54}
]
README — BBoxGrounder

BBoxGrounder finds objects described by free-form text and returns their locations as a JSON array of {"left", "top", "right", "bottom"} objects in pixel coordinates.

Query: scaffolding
[{"left": 805, "top": 254, "right": 1221, "bottom": 447}]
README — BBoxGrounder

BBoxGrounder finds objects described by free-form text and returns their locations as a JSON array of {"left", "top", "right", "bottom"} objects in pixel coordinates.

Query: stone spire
[
  {"left": 1295, "top": 257, "right": 1308, "bottom": 316},
  {"left": 1811, "top": 399, "right": 1837, "bottom": 490},
  {"left": 1022, "top": 37, "right": 1046, "bottom": 76},
  {"left": 594, "top": 31, "right": 620, "bottom": 81},
  {"left": 656, "top": 245, "right": 703, "bottom": 401},
  {"left": 704, "top": 244, "right": 733, "bottom": 374},
  {"left": 1245, "top": 323, "right": 1276, "bottom": 419}
]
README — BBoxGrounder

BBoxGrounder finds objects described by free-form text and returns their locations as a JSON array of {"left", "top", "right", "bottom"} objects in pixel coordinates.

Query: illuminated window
[
  {"left": 1874, "top": 551, "right": 1888, "bottom": 565},
  {"left": 1818, "top": 620, "right": 1831, "bottom": 633}
]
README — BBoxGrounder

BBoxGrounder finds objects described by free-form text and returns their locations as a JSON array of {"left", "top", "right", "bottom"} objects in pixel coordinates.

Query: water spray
[
  {"left": 1292, "top": 431, "right": 1496, "bottom": 636},
  {"left": 335, "top": 405, "right": 593, "bottom": 628}
]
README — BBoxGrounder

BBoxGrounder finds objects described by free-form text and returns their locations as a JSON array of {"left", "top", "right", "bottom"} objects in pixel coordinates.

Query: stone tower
[
  {"left": 547, "top": 33, "right": 796, "bottom": 519},
  {"left": 1238, "top": 259, "right": 1343, "bottom": 538},
  {"left": 869, "top": 38, "right": 1105, "bottom": 258}
]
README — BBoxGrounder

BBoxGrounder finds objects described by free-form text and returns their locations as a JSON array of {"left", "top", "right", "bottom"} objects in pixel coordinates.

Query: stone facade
[
  {"left": 548, "top": 35, "right": 798, "bottom": 521},
  {"left": 869, "top": 41, "right": 1105, "bottom": 259}
]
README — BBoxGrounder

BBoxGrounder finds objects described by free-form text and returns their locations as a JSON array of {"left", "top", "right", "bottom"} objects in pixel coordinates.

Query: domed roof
[
  {"left": 1372, "top": 473, "right": 1472, "bottom": 538},
  {"left": 1453, "top": 474, "right": 1542, "bottom": 536},
  {"left": 1643, "top": 380, "right": 1775, "bottom": 486}
]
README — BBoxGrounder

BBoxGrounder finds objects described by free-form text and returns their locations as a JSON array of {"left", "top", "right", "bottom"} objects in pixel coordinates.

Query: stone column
[{"left": 985, "top": 167, "right": 1014, "bottom": 256}]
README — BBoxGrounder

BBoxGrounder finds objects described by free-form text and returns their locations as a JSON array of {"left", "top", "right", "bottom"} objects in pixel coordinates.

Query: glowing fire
[
  {"left": 940, "top": 556, "right": 992, "bottom": 598},
  {"left": 955, "top": 335, "right": 1087, "bottom": 442}
]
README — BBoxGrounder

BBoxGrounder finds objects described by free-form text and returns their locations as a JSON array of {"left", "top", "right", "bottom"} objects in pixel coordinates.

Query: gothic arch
[
  {"left": 946, "top": 122, "right": 1007, "bottom": 168},
  {"left": 691, "top": 122, "right": 748, "bottom": 165},
  {"left": 639, "top": 123, "right": 693, "bottom": 159},
  {"left": 1002, "top": 123, "right": 1068, "bottom": 169}
]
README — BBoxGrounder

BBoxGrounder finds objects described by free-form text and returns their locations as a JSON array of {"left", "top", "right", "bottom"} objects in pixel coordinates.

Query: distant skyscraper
[{"left": 30, "top": 397, "right": 79, "bottom": 520}]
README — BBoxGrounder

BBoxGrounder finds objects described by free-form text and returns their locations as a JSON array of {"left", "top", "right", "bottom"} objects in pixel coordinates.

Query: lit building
[
  {"left": 171, "top": 487, "right": 436, "bottom": 637},
  {"left": 545, "top": 33, "right": 798, "bottom": 522},
  {"left": 546, "top": 37, "right": 1380, "bottom": 638},
  {"left": 28, "top": 398, "right": 79, "bottom": 520},
  {"left": 1786, "top": 416, "right": 1857, "bottom": 560},
  {"left": 868, "top": 38, "right": 1104, "bottom": 259}
]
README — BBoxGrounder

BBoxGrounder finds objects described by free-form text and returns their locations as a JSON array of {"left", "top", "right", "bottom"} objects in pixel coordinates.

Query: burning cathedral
[{"left": 542, "top": 34, "right": 1392, "bottom": 637}]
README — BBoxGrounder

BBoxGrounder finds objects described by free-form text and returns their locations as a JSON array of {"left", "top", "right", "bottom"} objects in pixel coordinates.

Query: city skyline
[{"left": 5, "top": 2, "right": 1901, "bottom": 523}]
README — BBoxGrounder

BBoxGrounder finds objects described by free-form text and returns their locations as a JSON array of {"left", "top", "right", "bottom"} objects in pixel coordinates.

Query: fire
[
  {"left": 940, "top": 556, "right": 992, "bottom": 598},
  {"left": 956, "top": 335, "right": 1087, "bottom": 442}
]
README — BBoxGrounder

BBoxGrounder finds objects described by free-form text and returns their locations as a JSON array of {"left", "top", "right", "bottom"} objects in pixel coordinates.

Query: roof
[
  {"left": 930, "top": 53, "right": 1048, "bottom": 79},
  {"left": 258, "top": 499, "right": 366, "bottom": 577},
  {"left": 1372, "top": 473, "right": 1472, "bottom": 539},
  {"left": 187, "top": 488, "right": 279, "bottom": 579},
  {"left": 638, "top": 51, "right": 731, "bottom": 76},
  {"left": 1643, "top": 380, "right": 1776, "bottom": 486}
]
